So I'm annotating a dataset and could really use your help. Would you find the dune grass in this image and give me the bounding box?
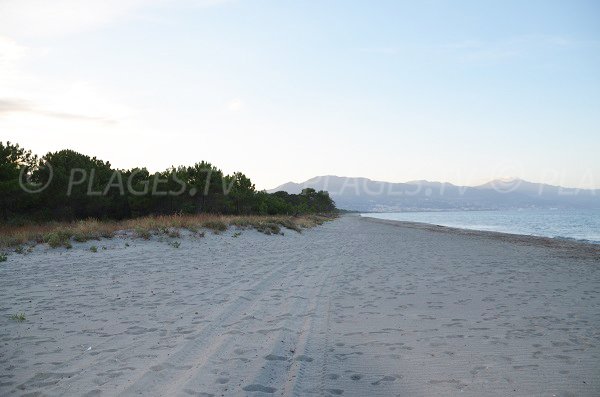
[0,213,336,249]
[10,313,26,322]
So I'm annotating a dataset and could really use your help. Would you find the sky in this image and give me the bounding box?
[1,0,599,190]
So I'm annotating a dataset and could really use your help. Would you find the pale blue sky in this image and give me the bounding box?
[1,0,599,189]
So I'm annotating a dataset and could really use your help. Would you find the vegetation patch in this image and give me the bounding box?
[45,230,73,248]
[0,214,337,249]
[135,227,151,240]
[204,220,228,233]
[255,222,282,235]
[11,313,26,322]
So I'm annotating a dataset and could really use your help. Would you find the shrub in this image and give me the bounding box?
[11,313,26,322]
[90,246,98,253]
[204,220,228,233]
[256,222,281,235]
[273,218,302,233]
[45,230,72,248]
[135,227,151,240]
[0,253,7,262]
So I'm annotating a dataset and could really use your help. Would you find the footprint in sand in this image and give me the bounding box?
[294,355,313,362]
[183,390,214,397]
[264,354,287,361]
[371,375,397,385]
[242,384,276,393]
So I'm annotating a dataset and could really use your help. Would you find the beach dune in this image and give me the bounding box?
[1,215,598,396]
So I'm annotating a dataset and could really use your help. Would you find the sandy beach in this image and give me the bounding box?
[1,215,599,396]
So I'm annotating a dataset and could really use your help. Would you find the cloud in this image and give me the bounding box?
[443,35,591,63]
[0,35,28,66]
[0,98,116,124]
[0,98,29,114]
[227,98,244,112]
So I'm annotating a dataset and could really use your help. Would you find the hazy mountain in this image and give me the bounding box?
[269,176,600,211]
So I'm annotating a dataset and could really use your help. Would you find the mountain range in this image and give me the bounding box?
[268,176,600,211]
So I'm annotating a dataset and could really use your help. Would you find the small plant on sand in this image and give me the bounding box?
[11,313,26,322]
[135,227,151,240]
[14,246,24,254]
[169,241,181,249]
[90,245,98,253]
[45,231,73,248]
[204,220,228,233]
[168,229,181,238]
[274,218,302,233]
[255,222,282,235]
[232,231,242,238]
[0,252,7,262]
[186,225,199,233]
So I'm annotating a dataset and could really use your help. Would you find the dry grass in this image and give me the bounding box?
[0,213,336,249]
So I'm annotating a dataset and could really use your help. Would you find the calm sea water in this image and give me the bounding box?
[362,209,600,244]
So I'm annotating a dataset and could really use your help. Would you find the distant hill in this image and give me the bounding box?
[268,176,600,211]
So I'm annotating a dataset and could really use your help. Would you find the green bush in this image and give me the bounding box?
[10,313,26,322]
[45,231,72,248]
[256,222,281,235]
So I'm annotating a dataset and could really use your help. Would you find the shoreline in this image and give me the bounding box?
[359,210,600,245]
[359,214,600,259]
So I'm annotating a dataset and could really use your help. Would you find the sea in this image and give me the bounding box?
[362,209,600,244]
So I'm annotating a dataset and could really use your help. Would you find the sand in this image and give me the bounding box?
[1,215,599,396]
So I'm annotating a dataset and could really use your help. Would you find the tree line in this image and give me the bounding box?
[0,142,336,222]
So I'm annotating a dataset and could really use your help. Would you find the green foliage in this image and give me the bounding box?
[0,252,7,262]
[90,245,98,253]
[255,222,282,235]
[45,231,73,248]
[1,141,337,223]
[11,313,26,322]
[0,142,39,221]
[169,241,181,248]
